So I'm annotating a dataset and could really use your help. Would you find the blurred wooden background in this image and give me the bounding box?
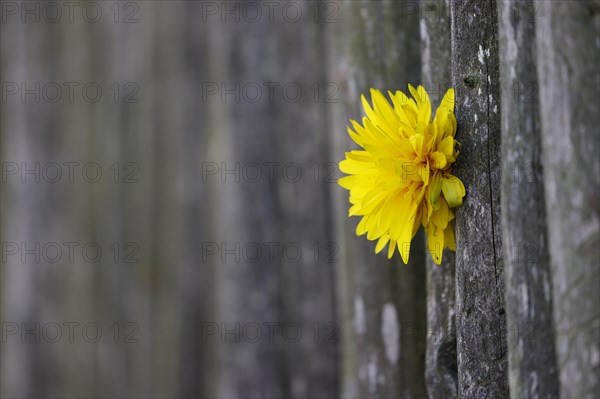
[1,1,598,398]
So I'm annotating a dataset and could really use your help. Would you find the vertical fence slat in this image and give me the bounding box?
[497,1,560,398]
[213,21,287,399]
[210,9,338,398]
[328,1,427,397]
[148,4,187,396]
[89,14,127,397]
[2,1,598,398]
[179,3,216,397]
[276,14,339,399]
[420,1,458,397]
[119,4,159,395]
[449,0,508,397]
[535,1,600,398]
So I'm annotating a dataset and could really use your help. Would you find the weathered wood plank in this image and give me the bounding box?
[106,4,164,396]
[449,0,509,397]
[276,18,340,399]
[420,1,458,397]
[210,20,288,398]
[0,14,103,397]
[209,7,339,398]
[328,1,427,397]
[179,3,217,397]
[0,15,54,398]
[497,1,560,397]
[534,1,600,397]
[425,252,457,399]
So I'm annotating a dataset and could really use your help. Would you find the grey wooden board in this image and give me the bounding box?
[1,1,598,398]
[327,1,427,398]
[449,0,509,398]
[420,1,458,397]
[535,1,600,398]
[497,1,559,398]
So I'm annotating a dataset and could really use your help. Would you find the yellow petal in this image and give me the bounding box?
[356,216,368,236]
[387,192,408,229]
[412,85,432,126]
[395,160,418,183]
[407,84,420,104]
[442,174,466,208]
[439,88,455,112]
[347,126,365,148]
[349,203,362,216]
[428,172,443,209]
[409,134,424,156]
[430,197,450,229]
[375,235,390,254]
[388,90,414,131]
[339,175,366,190]
[387,238,396,259]
[361,93,398,139]
[418,162,430,185]
[439,136,454,159]
[371,89,398,125]
[411,207,422,238]
[366,211,386,240]
[430,151,447,170]
[427,224,444,265]
[397,216,415,264]
[377,189,401,233]
[359,189,387,215]
[444,222,456,251]
[339,158,371,174]
[346,150,374,162]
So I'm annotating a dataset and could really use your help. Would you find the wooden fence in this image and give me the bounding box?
[1,1,598,398]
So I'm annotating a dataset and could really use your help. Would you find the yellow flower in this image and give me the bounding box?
[338,85,465,265]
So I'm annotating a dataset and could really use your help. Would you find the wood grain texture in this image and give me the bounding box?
[535,1,600,398]
[497,1,559,397]
[420,1,458,398]
[327,1,427,398]
[449,0,509,397]
[209,7,339,399]
[2,1,598,398]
